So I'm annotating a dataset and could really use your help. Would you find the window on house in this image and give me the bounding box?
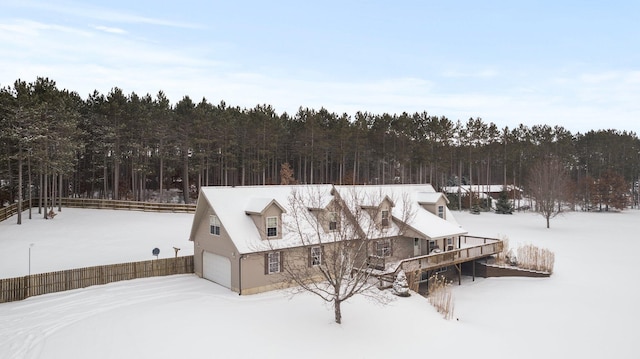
[376,239,391,257]
[381,210,389,227]
[267,252,281,274]
[328,212,338,231]
[311,246,322,266]
[438,205,444,218]
[210,215,221,235]
[266,217,278,237]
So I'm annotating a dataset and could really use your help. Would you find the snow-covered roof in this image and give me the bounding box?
[332,185,466,240]
[245,197,286,215]
[442,185,522,194]
[191,184,467,254]
[416,192,448,204]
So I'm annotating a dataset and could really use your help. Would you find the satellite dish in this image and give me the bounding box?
[152,247,160,258]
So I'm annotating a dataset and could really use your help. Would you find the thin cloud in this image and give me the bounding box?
[442,69,499,79]
[0,19,92,38]
[11,0,203,29]
[93,25,127,35]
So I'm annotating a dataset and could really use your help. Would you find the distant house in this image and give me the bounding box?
[189,184,502,295]
[442,185,523,201]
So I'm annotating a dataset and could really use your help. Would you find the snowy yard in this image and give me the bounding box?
[0,208,194,278]
[1,208,639,358]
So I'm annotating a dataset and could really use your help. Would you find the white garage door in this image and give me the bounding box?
[202,251,231,288]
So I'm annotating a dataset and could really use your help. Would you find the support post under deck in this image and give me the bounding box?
[472,260,476,282]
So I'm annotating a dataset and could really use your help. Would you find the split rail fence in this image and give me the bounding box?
[0,200,30,222]
[0,256,194,303]
[0,198,196,222]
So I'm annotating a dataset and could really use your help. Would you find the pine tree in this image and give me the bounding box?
[495,188,514,214]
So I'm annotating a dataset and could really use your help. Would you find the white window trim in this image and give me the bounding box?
[311,246,322,266]
[266,216,278,238]
[210,215,221,236]
[376,239,391,257]
[268,252,280,274]
[381,210,390,228]
[328,212,338,231]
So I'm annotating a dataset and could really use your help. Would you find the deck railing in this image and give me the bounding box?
[397,236,503,273]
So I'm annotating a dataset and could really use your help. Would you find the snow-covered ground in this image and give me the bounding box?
[1,208,638,358]
[0,208,194,278]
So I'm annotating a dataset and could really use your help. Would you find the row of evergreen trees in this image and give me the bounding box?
[1,77,638,208]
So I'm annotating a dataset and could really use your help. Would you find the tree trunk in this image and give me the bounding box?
[159,156,164,203]
[334,299,342,324]
[58,173,62,211]
[38,168,42,214]
[103,156,107,199]
[28,151,32,219]
[114,155,119,200]
[43,172,48,219]
[17,146,22,225]
[182,148,189,204]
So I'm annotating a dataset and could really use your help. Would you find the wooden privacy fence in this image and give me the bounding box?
[0,255,194,303]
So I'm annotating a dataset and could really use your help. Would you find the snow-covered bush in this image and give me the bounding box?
[392,270,411,297]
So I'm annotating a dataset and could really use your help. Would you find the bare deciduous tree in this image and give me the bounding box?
[279,186,413,324]
[526,156,569,228]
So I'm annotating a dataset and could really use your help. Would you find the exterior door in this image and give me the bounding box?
[414,238,422,256]
[202,251,231,288]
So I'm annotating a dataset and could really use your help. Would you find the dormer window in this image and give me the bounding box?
[328,212,338,231]
[381,210,390,227]
[266,216,278,238]
[438,205,444,218]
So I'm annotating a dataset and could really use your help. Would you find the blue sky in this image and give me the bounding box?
[1,0,639,134]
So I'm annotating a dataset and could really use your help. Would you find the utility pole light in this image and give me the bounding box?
[28,243,34,276]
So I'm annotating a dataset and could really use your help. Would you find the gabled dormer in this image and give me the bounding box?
[417,192,449,219]
[308,198,342,233]
[361,195,395,230]
[245,197,286,240]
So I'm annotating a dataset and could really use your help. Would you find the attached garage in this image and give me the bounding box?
[202,251,231,288]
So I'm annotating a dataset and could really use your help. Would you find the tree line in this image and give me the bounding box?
[1,77,639,211]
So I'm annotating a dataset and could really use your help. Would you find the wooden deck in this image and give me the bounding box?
[393,236,503,274]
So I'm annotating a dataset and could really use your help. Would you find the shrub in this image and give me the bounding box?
[392,270,411,297]
[496,235,510,264]
[516,244,555,273]
[428,275,454,320]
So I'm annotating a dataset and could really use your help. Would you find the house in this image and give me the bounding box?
[189,184,501,295]
[442,184,524,210]
[442,184,523,200]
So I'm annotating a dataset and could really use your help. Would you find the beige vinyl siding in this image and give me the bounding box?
[193,207,241,292]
